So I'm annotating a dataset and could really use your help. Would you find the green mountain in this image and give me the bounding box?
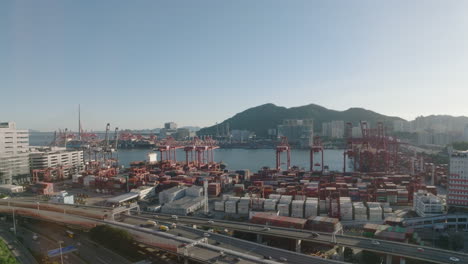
[198,103,405,137]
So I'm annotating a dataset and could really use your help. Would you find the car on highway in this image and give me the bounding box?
[449,257,460,262]
[417,247,424,252]
[171,215,178,220]
[263,256,273,260]
[263,227,271,231]
[279,257,287,262]
[204,232,210,238]
[207,220,214,224]
[371,240,380,245]
[159,225,169,232]
[310,233,319,238]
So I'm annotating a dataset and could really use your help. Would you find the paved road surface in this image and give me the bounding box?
[148,213,468,264]
[0,224,38,264]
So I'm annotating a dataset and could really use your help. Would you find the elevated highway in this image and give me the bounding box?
[145,213,468,264]
[0,201,342,264]
[2,198,467,264]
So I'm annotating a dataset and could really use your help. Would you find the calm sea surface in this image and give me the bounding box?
[30,132,350,172]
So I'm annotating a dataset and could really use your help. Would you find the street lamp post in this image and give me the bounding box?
[12,208,16,236]
[36,201,40,211]
[58,240,64,264]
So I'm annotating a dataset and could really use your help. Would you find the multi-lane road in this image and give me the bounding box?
[122,214,345,264]
[145,213,468,264]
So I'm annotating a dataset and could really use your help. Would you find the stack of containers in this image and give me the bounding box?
[225,199,238,214]
[358,183,368,201]
[214,200,225,211]
[251,198,265,211]
[382,203,394,218]
[279,195,293,204]
[278,203,290,216]
[319,200,327,214]
[237,197,251,215]
[233,184,245,194]
[327,198,340,217]
[353,202,367,221]
[291,200,305,218]
[276,188,286,195]
[208,183,221,197]
[349,188,359,202]
[304,198,318,218]
[306,216,341,232]
[387,189,398,205]
[269,194,281,200]
[264,199,278,211]
[397,189,409,205]
[340,197,353,221]
[367,202,383,221]
[377,189,387,202]
[294,195,306,201]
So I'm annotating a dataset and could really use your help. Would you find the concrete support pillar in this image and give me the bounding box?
[184,257,189,264]
[386,254,392,264]
[400,257,406,264]
[256,234,262,243]
[295,239,302,253]
[126,210,131,215]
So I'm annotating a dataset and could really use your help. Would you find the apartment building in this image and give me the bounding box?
[0,122,30,184]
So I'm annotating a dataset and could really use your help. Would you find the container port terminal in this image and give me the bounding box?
[1,120,467,264]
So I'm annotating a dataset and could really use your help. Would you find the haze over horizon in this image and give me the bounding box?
[2,0,468,131]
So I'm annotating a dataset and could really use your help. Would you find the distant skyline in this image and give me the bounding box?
[2,1,468,131]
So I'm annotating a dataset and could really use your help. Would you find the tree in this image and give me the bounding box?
[343,247,354,262]
[450,233,464,251]
[436,234,450,249]
[360,250,381,264]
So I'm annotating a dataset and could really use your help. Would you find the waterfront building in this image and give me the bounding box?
[322,120,344,138]
[277,119,313,145]
[413,190,444,217]
[0,122,30,184]
[29,146,84,178]
[448,150,468,207]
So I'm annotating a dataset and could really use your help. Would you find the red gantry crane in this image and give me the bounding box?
[276,136,291,171]
[310,136,324,173]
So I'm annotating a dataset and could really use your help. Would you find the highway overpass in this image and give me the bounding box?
[145,213,468,264]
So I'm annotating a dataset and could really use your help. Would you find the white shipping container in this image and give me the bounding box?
[214,201,225,211]
[278,203,290,216]
[269,194,281,200]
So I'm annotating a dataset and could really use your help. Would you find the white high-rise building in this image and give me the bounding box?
[322,121,345,138]
[0,122,30,184]
[448,151,468,207]
[393,120,411,132]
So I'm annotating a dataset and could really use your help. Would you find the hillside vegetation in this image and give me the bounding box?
[198,103,404,137]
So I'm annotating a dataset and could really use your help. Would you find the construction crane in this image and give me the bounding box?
[113,127,119,150]
[104,123,111,150]
[344,121,403,173]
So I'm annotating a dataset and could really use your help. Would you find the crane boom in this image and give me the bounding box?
[113,127,119,150]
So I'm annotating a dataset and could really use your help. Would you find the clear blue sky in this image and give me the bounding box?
[2,0,468,131]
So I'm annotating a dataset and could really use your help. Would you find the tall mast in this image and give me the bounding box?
[78,104,82,141]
